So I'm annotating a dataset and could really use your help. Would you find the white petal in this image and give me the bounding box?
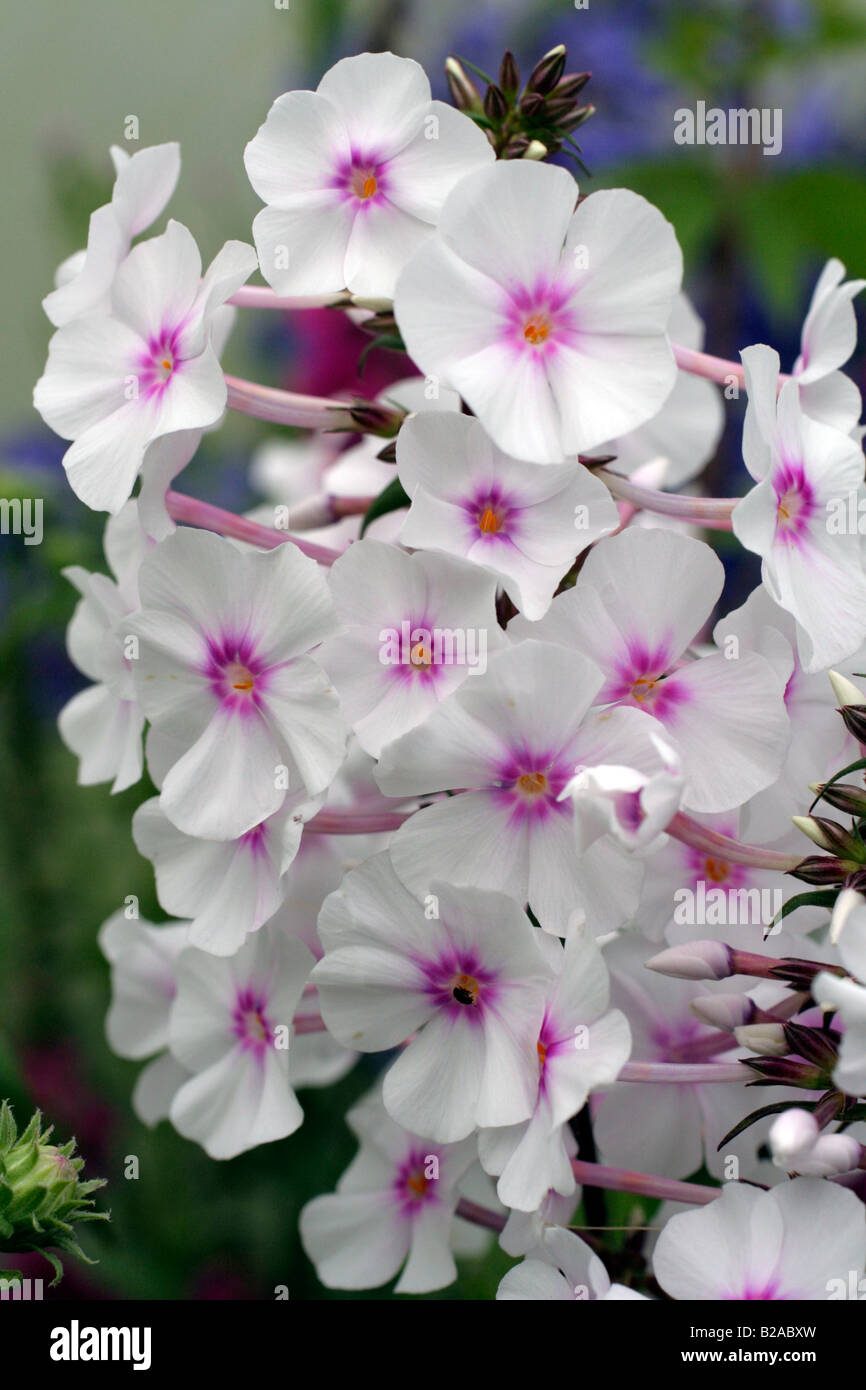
[159,703,285,839]
[251,201,354,297]
[244,90,351,205]
[316,53,430,155]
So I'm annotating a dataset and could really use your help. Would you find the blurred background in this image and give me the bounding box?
[1,0,865,1299]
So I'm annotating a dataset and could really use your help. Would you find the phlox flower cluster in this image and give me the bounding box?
[36,47,866,1301]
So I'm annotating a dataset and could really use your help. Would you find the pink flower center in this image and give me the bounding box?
[517,770,549,798]
[350,166,378,200]
[703,856,730,884]
[523,312,552,346]
[478,506,503,534]
[776,486,806,528]
[450,971,481,1007]
[405,1167,429,1200]
[773,463,814,542]
[232,987,271,1055]
[630,675,660,704]
[225,660,256,692]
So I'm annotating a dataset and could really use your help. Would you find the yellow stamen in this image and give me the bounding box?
[704,857,730,884]
[226,661,256,692]
[362,175,377,199]
[478,507,501,534]
[517,771,548,797]
[406,1169,428,1198]
[631,676,658,703]
[410,643,432,669]
[523,317,550,345]
[244,1009,267,1040]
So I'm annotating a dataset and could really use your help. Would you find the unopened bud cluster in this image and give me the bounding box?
[446,47,595,162]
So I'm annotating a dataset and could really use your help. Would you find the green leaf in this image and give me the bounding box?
[453,55,495,87]
[809,757,866,812]
[42,1248,65,1287]
[359,477,410,537]
[0,1102,16,1152]
[766,888,838,933]
[717,1099,816,1150]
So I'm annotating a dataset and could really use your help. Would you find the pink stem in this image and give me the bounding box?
[305,806,415,834]
[165,491,344,565]
[618,1060,744,1084]
[571,1159,720,1206]
[598,469,736,529]
[667,812,803,872]
[672,342,791,392]
[225,374,354,429]
[455,1197,506,1233]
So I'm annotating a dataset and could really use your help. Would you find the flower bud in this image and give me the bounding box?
[769,1107,819,1162]
[741,1052,826,1087]
[645,940,731,981]
[527,45,567,96]
[690,994,756,1031]
[483,83,509,122]
[498,51,520,100]
[553,71,591,102]
[841,705,866,743]
[809,781,866,817]
[559,104,596,133]
[445,57,483,114]
[828,670,866,708]
[735,1022,789,1056]
[520,90,545,119]
[769,1107,861,1176]
[522,140,549,161]
[348,399,405,437]
[0,1102,108,1284]
[789,854,849,886]
[792,815,865,859]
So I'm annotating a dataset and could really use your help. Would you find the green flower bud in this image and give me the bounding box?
[0,1102,108,1286]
